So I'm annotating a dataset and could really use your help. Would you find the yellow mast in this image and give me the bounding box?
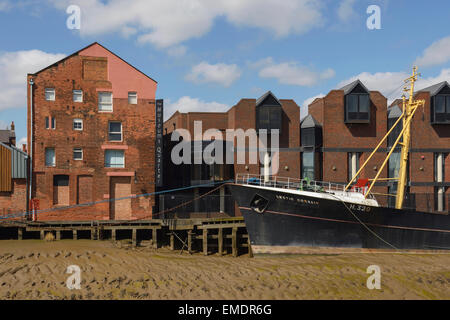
[395,67,424,209]
[345,67,425,210]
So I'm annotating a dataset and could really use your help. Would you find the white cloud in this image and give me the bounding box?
[165,96,228,120]
[0,50,66,111]
[48,0,323,48]
[18,137,27,147]
[0,120,8,129]
[337,0,357,22]
[415,36,450,68]
[338,68,450,102]
[302,93,325,119]
[254,57,335,86]
[0,1,12,11]
[167,45,187,58]
[186,62,241,87]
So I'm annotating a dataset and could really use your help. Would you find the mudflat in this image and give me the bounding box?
[0,240,448,300]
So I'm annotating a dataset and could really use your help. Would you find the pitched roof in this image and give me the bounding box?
[339,79,370,95]
[417,81,450,96]
[256,91,281,106]
[388,104,402,119]
[301,114,322,128]
[0,129,13,144]
[30,42,157,83]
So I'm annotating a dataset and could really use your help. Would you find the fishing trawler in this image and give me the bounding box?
[229,67,450,253]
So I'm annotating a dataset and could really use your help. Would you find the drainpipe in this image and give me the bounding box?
[28,78,34,220]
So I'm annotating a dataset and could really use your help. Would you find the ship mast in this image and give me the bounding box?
[395,67,422,209]
[345,67,425,209]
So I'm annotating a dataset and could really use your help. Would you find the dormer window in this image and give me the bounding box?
[431,94,450,124]
[345,93,370,123]
[255,91,282,131]
[341,80,371,124]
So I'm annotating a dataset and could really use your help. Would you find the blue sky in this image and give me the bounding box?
[1,0,450,145]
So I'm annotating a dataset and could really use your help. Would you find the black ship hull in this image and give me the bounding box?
[229,184,450,254]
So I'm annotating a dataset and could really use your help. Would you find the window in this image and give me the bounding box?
[45,148,55,167]
[51,117,56,129]
[388,152,401,179]
[98,92,113,111]
[348,152,361,181]
[302,152,315,180]
[257,106,282,131]
[45,88,55,101]
[73,148,83,160]
[73,119,83,131]
[345,93,370,123]
[108,122,122,141]
[431,94,450,124]
[434,153,446,182]
[73,90,83,103]
[105,150,124,168]
[128,92,137,104]
[45,117,49,129]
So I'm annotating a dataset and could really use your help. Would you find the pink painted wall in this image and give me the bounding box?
[79,43,157,99]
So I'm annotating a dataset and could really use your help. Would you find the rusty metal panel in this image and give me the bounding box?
[0,142,28,181]
[0,144,12,192]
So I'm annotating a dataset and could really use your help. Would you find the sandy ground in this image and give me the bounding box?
[0,240,448,300]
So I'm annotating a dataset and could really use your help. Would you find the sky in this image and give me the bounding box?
[1,0,450,147]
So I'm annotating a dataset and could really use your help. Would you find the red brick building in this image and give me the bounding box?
[163,91,300,217]
[308,79,450,213]
[27,43,158,221]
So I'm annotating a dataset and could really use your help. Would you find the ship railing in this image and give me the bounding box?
[235,174,375,200]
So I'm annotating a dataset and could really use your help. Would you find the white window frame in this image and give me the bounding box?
[73,118,83,131]
[98,91,113,112]
[105,150,125,168]
[45,88,55,101]
[128,92,138,104]
[73,90,83,103]
[45,117,50,129]
[73,148,83,161]
[45,148,56,167]
[108,121,122,142]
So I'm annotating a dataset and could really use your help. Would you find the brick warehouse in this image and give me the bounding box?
[27,42,158,221]
[162,91,300,217]
[308,79,450,213]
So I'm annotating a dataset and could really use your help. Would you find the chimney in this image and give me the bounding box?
[9,121,16,146]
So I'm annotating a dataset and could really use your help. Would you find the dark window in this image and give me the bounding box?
[301,128,314,147]
[45,117,49,129]
[108,122,122,141]
[257,106,282,131]
[51,117,56,129]
[345,93,370,123]
[302,152,315,180]
[431,94,450,124]
[387,117,402,147]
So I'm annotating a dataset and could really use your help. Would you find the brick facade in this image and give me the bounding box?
[27,43,157,221]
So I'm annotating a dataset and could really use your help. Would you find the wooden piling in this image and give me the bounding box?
[152,228,158,248]
[56,230,61,241]
[91,228,95,240]
[111,229,116,241]
[247,236,253,258]
[170,232,175,250]
[132,229,137,247]
[73,230,77,240]
[203,229,208,256]
[40,230,44,240]
[187,230,193,253]
[17,228,23,240]
[232,227,237,257]
[218,228,223,256]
